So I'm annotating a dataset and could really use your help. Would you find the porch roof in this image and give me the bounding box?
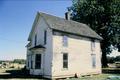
[29,45,45,50]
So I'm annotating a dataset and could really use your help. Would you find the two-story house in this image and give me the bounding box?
[26,12,102,79]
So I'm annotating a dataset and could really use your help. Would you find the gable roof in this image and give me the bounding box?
[28,12,102,41]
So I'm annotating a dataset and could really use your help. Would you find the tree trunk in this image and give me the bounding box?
[101,52,108,68]
[101,41,108,68]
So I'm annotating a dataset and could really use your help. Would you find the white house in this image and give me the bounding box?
[26,12,102,79]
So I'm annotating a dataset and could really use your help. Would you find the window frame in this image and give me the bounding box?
[31,60,33,69]
[91,54,96,68]
[27,55,30,68]
[31,55,33,69]
[34,34,37,46]
[63,35,68,47]
[91,40,95,51]
[44,30,47,45]
[35,54,42,69]
[63,53,68,69]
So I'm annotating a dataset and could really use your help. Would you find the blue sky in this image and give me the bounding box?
[0,0,72,60]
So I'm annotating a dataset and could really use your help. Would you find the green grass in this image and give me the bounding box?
[67,74,120,80]
[0,68,120,80]
[102,68,120,70]
[0,68,20,74]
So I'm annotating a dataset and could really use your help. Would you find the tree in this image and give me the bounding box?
[13,59,26,64]
[114,56,120,62]
[107,56,115,63]
[70,0,120,67]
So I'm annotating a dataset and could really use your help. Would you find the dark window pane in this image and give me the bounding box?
[44,30,47,44]
[63,53,68,68]
[36,54,41,61]
[35,62,41,69]
[35,54,41,69]
[28,61,29,68]
[35,34,37,46]
[31,61,33,69]
[63,53,68,60]
[92,54,96,68]
[63,62,68,68]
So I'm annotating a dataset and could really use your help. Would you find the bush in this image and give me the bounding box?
[115,62,120,68]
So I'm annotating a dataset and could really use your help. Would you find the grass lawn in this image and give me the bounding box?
[0,74,118,80]
[67,74,120,80]
[0,68,120,80]
[0,68,20,75]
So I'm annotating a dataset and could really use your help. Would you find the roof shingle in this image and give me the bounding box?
[39,12,102,40]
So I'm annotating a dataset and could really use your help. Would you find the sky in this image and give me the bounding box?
[0,0,119,60]
[0,0,72,60]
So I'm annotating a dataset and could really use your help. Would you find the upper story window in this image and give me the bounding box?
[44,30,47,45]
[91,40,95,51]
[63,35,68,47]
[35,34,37,46]
[91,54,96,68]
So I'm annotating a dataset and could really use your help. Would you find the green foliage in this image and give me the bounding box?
[107,56,120,63]
[114,56,120,62]
[0,61,2,64]
[70,0,120,67]
[107,56,115,63]
[13,59,26,64]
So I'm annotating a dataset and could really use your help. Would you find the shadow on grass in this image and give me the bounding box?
[102,68,120,74]
[0,69,48,79]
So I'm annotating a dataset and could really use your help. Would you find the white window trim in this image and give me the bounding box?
[35,54,42,69]
[91,54,96,68]
[62,52,68,69]
[62,35,68,47]
[91,40,95,51]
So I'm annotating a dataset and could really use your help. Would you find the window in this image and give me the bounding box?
[91,40,95,51]
[27,55,30,68]
[35,54,41,69]
[63,36,68,47]
[31,55,33,69]
[27,61,29,68]
[31,60,33,69]
[44,30,47,44]
[35,34,37,46]
[63,53,68,68]
[91,54,96,68]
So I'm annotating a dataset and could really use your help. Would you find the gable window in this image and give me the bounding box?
[63,53,68,68]
[63,36,68,47]
[35,34,37,46]
[91,54,96,68]
[91,40,95,51]
[35,54,41,69]
[44,30,47,44]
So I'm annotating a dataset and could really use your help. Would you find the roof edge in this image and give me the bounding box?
[28,12,40,41]
[52,29,103,40]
